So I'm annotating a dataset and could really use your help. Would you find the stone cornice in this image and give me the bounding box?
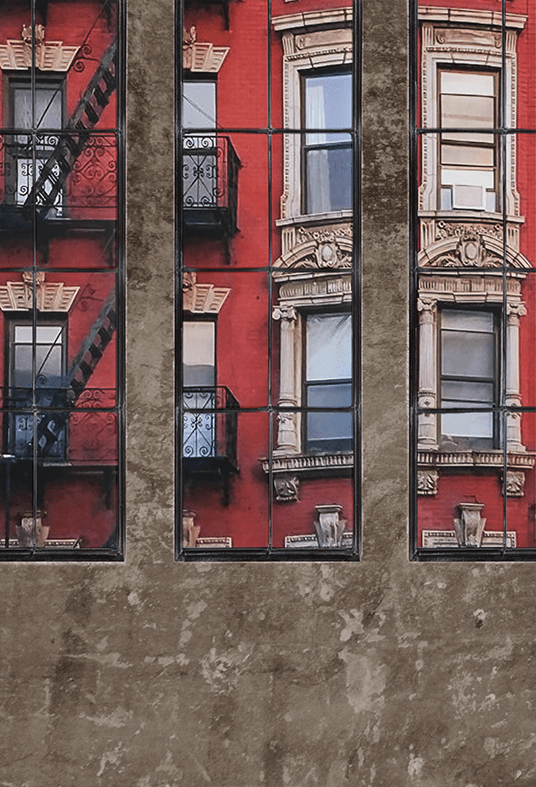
[272,8,352,32]
[261,451,353,475]
[418,450,536,470]
[418,7,526,30]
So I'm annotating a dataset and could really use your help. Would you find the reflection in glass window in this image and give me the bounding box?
[304,72,352,214]
[178,1,358,557]
[0,0,123,558]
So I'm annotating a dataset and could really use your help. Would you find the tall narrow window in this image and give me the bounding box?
[178,1,359,558]
[0,0,124,558]
[412,1,536,557]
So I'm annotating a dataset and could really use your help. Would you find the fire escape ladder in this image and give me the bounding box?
[34,291,116,457]
[67,290,116,400]
[23,37,118,219]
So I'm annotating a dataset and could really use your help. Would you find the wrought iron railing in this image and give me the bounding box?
[182,136,240,236]
[182,386,239,469]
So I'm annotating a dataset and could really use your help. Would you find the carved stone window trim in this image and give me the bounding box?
[272,12,352,222]
[419,19,523,218]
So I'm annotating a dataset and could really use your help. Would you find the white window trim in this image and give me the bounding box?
[419,13,526,219]
[273,9,353,223]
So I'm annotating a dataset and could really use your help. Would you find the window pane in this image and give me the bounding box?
[441,380,494,404]
[441,411,494,439]
[306,142,352,213]
[441,145,494,167]
[305,73,352,135]
[441,94,494,129]
[183,323,215,386]
[440,72,495,96]
[442,311,494,332]
[307,382,352,408]
[306,314,352,381]
[307,410,353,450]
[182,82,216,129]
[442,331,495,379]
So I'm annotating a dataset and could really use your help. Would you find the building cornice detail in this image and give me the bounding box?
[418,450,536,470]
[182,272,230,314]
[418,7,527,30]
[262,451,353,475]
[272,9,353,32]
[0,26,80,71]
[418,234,532,270]
[0,273,79,312]
[182,26,229,73]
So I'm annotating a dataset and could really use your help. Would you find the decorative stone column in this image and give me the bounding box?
[506,302,526,453]
[417,297,438,448]
[273,303,299,454]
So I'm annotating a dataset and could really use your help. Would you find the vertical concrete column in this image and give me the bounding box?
[417,297,438,448]
[273,303,299,453]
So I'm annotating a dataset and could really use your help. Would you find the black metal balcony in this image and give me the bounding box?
[182,386,239,480]
[182,136,240,239]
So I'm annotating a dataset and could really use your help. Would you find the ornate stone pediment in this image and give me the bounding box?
[418,231,531,270]
[0,272,79,312]
[274,231,352,270]
[183,26,229,73]
[0,26,80,71]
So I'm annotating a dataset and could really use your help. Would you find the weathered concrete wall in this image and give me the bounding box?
[2,1,536,785]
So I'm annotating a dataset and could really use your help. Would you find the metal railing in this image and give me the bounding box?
[182,385,239,469]
[182,136,240,236]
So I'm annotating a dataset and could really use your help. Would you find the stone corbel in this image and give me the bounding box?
[182,510,200,549]
[313,504,346,548]
[502,469,526,497]
[0,272,79,312]
[417,469,438,496]
[183,26,229,73]
[453,502,486,547]
[182,272,230,314]
[0,25,80,71]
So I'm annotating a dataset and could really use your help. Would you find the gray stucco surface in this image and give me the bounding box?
[1,1,535,785]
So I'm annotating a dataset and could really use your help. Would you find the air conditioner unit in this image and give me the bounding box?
[452,184,486,210]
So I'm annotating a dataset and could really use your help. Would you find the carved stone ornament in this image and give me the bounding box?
[503,470,526,498]
[182,272,230,314]
[417,469,438,496]
[313,504,346,548]
[453,502,486,547]
[418,232,532,270]
[182,510,200,549]
[183,26,229,73]
[274,234,352,270]
[0,272,79,312]
[0,25,80,71]
[16,510,48,549]
[274,475,300,503]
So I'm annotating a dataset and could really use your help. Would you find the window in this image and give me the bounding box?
[7,77,64,208]
[305,313,352,452]
[8,322,67,460]
[0,1,124,558]
[439,309,498,448]
[178,2,358,557]
[438,70,498,211]
[413,5,536,556]
[303,71,352,214]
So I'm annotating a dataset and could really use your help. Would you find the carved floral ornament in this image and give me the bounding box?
[182,26,229,73]
[0,25,80,71]
[0,273,79,312]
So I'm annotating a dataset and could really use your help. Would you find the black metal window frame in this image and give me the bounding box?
[176,0,362,561]
[437,65,500,213]
[438,306,501,451]
[409,0,536,561]
[0,0,126,562]
[300,66,353,216]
